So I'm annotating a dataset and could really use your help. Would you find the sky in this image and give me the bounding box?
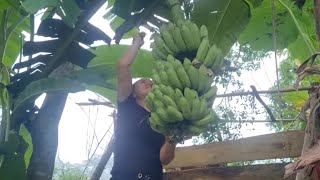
[25,1,285,175]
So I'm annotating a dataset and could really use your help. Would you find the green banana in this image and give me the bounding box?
[167,54,175,63]
[170,26,187,52]
[165,62,183,90]
[154,100,164,109]
[146,92,155,110]
[200,25,208,39]
[153,88,163,99]
[184,20,198,49]
[184,88,198,104]
[167,106,184,122]
[178,96,192,120]
[174,88,184,103]
[197,65,209,93]
[152,50,160,60]
[203,85,218,100]
[163,85,175,100]
[161,27,180,53]
[196,38,210,63]
[176,65,192,88]
[203,44,219,68]
[210,47,224,70]
[163,95,178,108]
[172,59,191,88]
[156,107,169,122]
[158,84,168,95]
[159,71,170,86]
[194,111,214,126]
[180,23,194,51]
[183,58,192,69]
[154,36,174,55]
[150,112,163,126]
[186,64,199,90]
[190,22,201,49]
[198,98,207,118]
[166,0,184,23]
[152,70,162,85]
[190,97,201,120]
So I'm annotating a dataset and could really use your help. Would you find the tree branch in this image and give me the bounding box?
[215,86,314,98]
[250,85,276,122]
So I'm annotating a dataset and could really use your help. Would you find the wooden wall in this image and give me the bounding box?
[165,131,304,169]
[164,163,295,180]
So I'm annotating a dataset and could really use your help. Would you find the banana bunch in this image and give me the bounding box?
[147,57,219,142]
[146,84,219,140]
[151,20,202,61]
[147,0,227,143]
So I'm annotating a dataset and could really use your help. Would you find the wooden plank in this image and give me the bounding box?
[164,163,295,180]
[165,131,304,169]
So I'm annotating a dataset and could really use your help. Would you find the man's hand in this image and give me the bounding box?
[132,32,146,49]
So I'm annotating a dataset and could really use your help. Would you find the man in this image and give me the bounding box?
[110,33,176,180]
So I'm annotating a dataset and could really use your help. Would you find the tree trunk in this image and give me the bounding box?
[27,92,68,180]
[90,136,114,180]
[295,87,320,180]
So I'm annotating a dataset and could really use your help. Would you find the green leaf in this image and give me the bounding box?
[283,90,308,110]
[56,0,80,28]
[19,125,32,168]
[238,0,300,51]
[22,0,80,28]
[4,33,22,67]
[247,0,263,8]
[107,0,116,8]
[21,0,59,14]
[0,1,10,10]
[13,78,86,114]
[110,16,139,39]
[89,45,154,78]
[0,153,26,180]
[0,10,29,67]
[287,1,318,62]
[191,0,252,55]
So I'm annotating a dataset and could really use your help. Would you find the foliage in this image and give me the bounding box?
[267,55,308,132]
[53,155,113,180]
[191,0,252,55]
[22,0,80,27]
[239,0,318,63]
[53,159,88,180]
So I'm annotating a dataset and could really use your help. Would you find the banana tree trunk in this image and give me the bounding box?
[27,92,68,180]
